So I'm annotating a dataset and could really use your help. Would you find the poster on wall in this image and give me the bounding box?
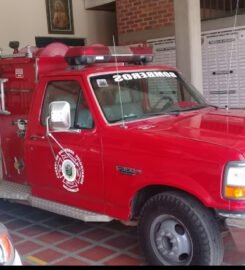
[201,27,245,108]
[147,37,176,67]
[147,26,245,108]
[46,0,74,34]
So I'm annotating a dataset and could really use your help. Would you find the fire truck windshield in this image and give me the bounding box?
[90,70,209,123]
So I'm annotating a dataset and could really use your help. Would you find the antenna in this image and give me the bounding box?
[112,36,127,129]
[226,0,240,110]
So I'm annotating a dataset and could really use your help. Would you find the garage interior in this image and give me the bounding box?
[1,0,245,266]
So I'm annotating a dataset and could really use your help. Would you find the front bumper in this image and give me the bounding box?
[217,210,245,253]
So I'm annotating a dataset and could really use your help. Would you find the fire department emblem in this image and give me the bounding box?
[54,149,84,193]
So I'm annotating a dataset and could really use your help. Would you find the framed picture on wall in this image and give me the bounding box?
[46,0,74,34]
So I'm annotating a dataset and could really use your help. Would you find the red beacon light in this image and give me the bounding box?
[65,44,153,66]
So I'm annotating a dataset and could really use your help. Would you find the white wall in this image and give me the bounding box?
[0,0,116,53]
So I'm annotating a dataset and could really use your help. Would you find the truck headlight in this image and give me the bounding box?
[224,162,245,200]
[0,224,15,265]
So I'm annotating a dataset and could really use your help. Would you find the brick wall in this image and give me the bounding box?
[116,0,174,34]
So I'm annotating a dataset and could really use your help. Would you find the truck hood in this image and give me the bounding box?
[129,108,245,154]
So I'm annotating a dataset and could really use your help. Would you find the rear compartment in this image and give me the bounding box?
[0,43,69,184]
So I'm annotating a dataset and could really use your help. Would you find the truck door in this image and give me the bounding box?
[25,78,104,213]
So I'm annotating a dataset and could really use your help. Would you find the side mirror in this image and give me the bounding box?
[48,101,71,131]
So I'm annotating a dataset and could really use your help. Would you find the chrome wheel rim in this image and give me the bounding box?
[150,214,193,265]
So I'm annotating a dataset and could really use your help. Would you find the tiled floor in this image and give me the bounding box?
[0,199,244,266]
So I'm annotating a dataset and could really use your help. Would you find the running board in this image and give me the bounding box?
[0,180,31,200]
[29,196,112,222]
[0,180,112,222]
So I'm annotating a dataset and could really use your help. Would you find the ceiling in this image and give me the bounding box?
[86,2,116,12]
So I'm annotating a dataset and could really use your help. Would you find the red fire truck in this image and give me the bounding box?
[0,41,245,265]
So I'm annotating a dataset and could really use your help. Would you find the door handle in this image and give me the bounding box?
[30,135,46,141]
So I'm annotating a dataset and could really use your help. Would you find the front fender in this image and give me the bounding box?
[130,172,228,213]
[135,175,213,207]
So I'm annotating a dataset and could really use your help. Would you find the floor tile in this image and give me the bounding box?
[128,245,143,257]
[79,246,116,261]
[0,213,15,223]
[82,228,113,242]
[36,231,69,244]
[18,224,48,237]
[24,211,55,222]
[106,221,130,232]
[42,215,74,228]
[105,235,138,250]
[61,222,90,234]
[31,249,65,264]
[10,233,24,244]
[6,219,32,231]
[16,241,43,255]
[0,199,244,266]
[103,254,144,266]
[56,237,91,253]
[56,257,89,265]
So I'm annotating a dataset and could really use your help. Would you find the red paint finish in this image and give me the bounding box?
[1,43,245,224]
[101,110,245,218]
[23,66,245,218]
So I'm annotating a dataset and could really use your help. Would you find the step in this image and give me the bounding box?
[0,179,113,223]
[30,196,113,222]
[0,180,31,200]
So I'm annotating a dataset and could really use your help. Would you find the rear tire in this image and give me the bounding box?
[138,191,224,265]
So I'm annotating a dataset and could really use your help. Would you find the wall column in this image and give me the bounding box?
[174,0,203,93]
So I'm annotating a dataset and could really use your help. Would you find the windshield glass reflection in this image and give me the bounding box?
[90,70,208,123]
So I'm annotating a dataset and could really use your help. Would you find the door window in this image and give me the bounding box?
[41,80,94,129]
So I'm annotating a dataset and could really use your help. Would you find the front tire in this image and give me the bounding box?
[138,191,224,265]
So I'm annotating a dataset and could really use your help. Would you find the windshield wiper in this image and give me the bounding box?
[206,104,219,109]
[177,105,209,112]
[110,114,144,123]
[183,104,219,111]
[109,111,179,123]
[146,111,180,117]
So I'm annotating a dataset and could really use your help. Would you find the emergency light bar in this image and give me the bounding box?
[65,45,153,66]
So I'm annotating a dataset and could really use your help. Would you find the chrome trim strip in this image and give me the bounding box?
[0,79,10,115]
[217,210,245,219]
